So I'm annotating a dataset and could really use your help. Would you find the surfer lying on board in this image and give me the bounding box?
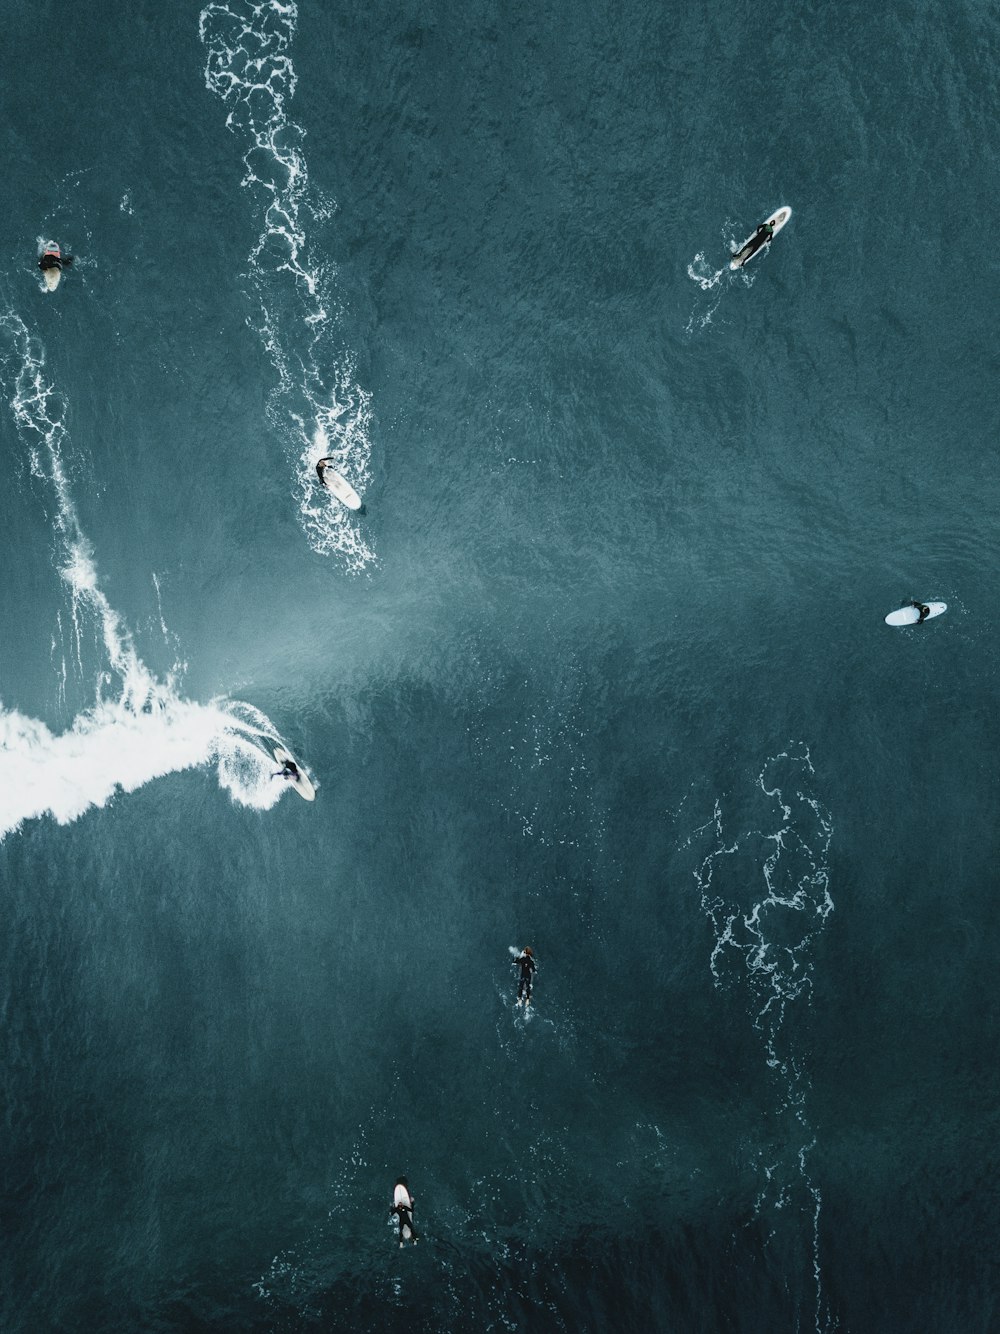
[514,947,536,1007]
[273,758,300,781]
[741,220,775,262]
[315,457,337,488]
[38,246,73,275]
[392,1178,418,1246]
[910,601,932,624]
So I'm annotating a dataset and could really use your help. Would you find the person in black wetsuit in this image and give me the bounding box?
[316,457,344,489]
[274,758,300,781]
[514,947,536,1006]
[910,601,932,624]
[392,1177,418,1246]
[38,246,73,275]
[745,219,775,260]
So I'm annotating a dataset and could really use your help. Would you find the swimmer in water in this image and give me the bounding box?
[392,1177,418,1246]
[513,946,536,1007]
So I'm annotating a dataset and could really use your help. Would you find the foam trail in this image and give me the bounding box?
[0,311,304,842]
[199,0,376,572]
[678,744,835,1332]
[684,252,729,334]
[684,218,762,334]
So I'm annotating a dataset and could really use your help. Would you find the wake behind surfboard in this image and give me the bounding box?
[730,207,792,269]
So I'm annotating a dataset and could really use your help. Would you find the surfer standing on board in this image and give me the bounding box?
[315,457,336,488]
[513,947,536,1007]
[392,1178,418,1246]
[273,757,300,781]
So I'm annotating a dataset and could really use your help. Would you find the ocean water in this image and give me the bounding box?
[2,0,999,1329]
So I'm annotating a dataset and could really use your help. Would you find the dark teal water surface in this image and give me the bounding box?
[1,1,999,1330]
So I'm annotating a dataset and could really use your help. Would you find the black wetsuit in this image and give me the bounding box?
[913,602,931,624]
[749,223,774,256]
[516,953,536,1003]
[394,1203,416,1242]
[39,254,72,272]
[392,1184,417,1243]
[316,456,340,487]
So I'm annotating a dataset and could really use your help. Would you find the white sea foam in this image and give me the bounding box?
[0,696,281,837]
[684,252,729,334]
[678,744,835,1333]
[0,311,300,842]
[199,0,375,572]
[686,251,727,293]
[684,219,761,334]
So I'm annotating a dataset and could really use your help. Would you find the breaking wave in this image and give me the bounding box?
[0,310,304,842]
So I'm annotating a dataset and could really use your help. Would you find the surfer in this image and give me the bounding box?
[392,1177,418,1246]
[314,456,363,511]
[38,245,73,276]
[513,946,536,1007]
[910,601,932,624]
[273,757,300,781]
[741,219,775,262]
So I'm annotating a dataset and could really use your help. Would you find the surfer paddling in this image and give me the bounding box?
[38,243,73,291]
[910,601,932,624]
[738,219,774,264]
[315,456,363,511]
[730,209,790,270]
[513,946,536,1007]
[391,1177,418,1247]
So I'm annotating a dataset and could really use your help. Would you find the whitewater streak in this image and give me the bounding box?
[199,0,375,572]
[680,745,835,1333]
[0,311,296,842]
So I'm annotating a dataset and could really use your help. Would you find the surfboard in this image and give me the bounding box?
[317,459,362,511]
[273,746,316,800]
[884,601,947,626]
[730,206,792,270]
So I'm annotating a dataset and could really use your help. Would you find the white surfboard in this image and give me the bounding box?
[317,460,362,511]
[273,746,316,801]
[730,206,792,269]
[884,601,947,627]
